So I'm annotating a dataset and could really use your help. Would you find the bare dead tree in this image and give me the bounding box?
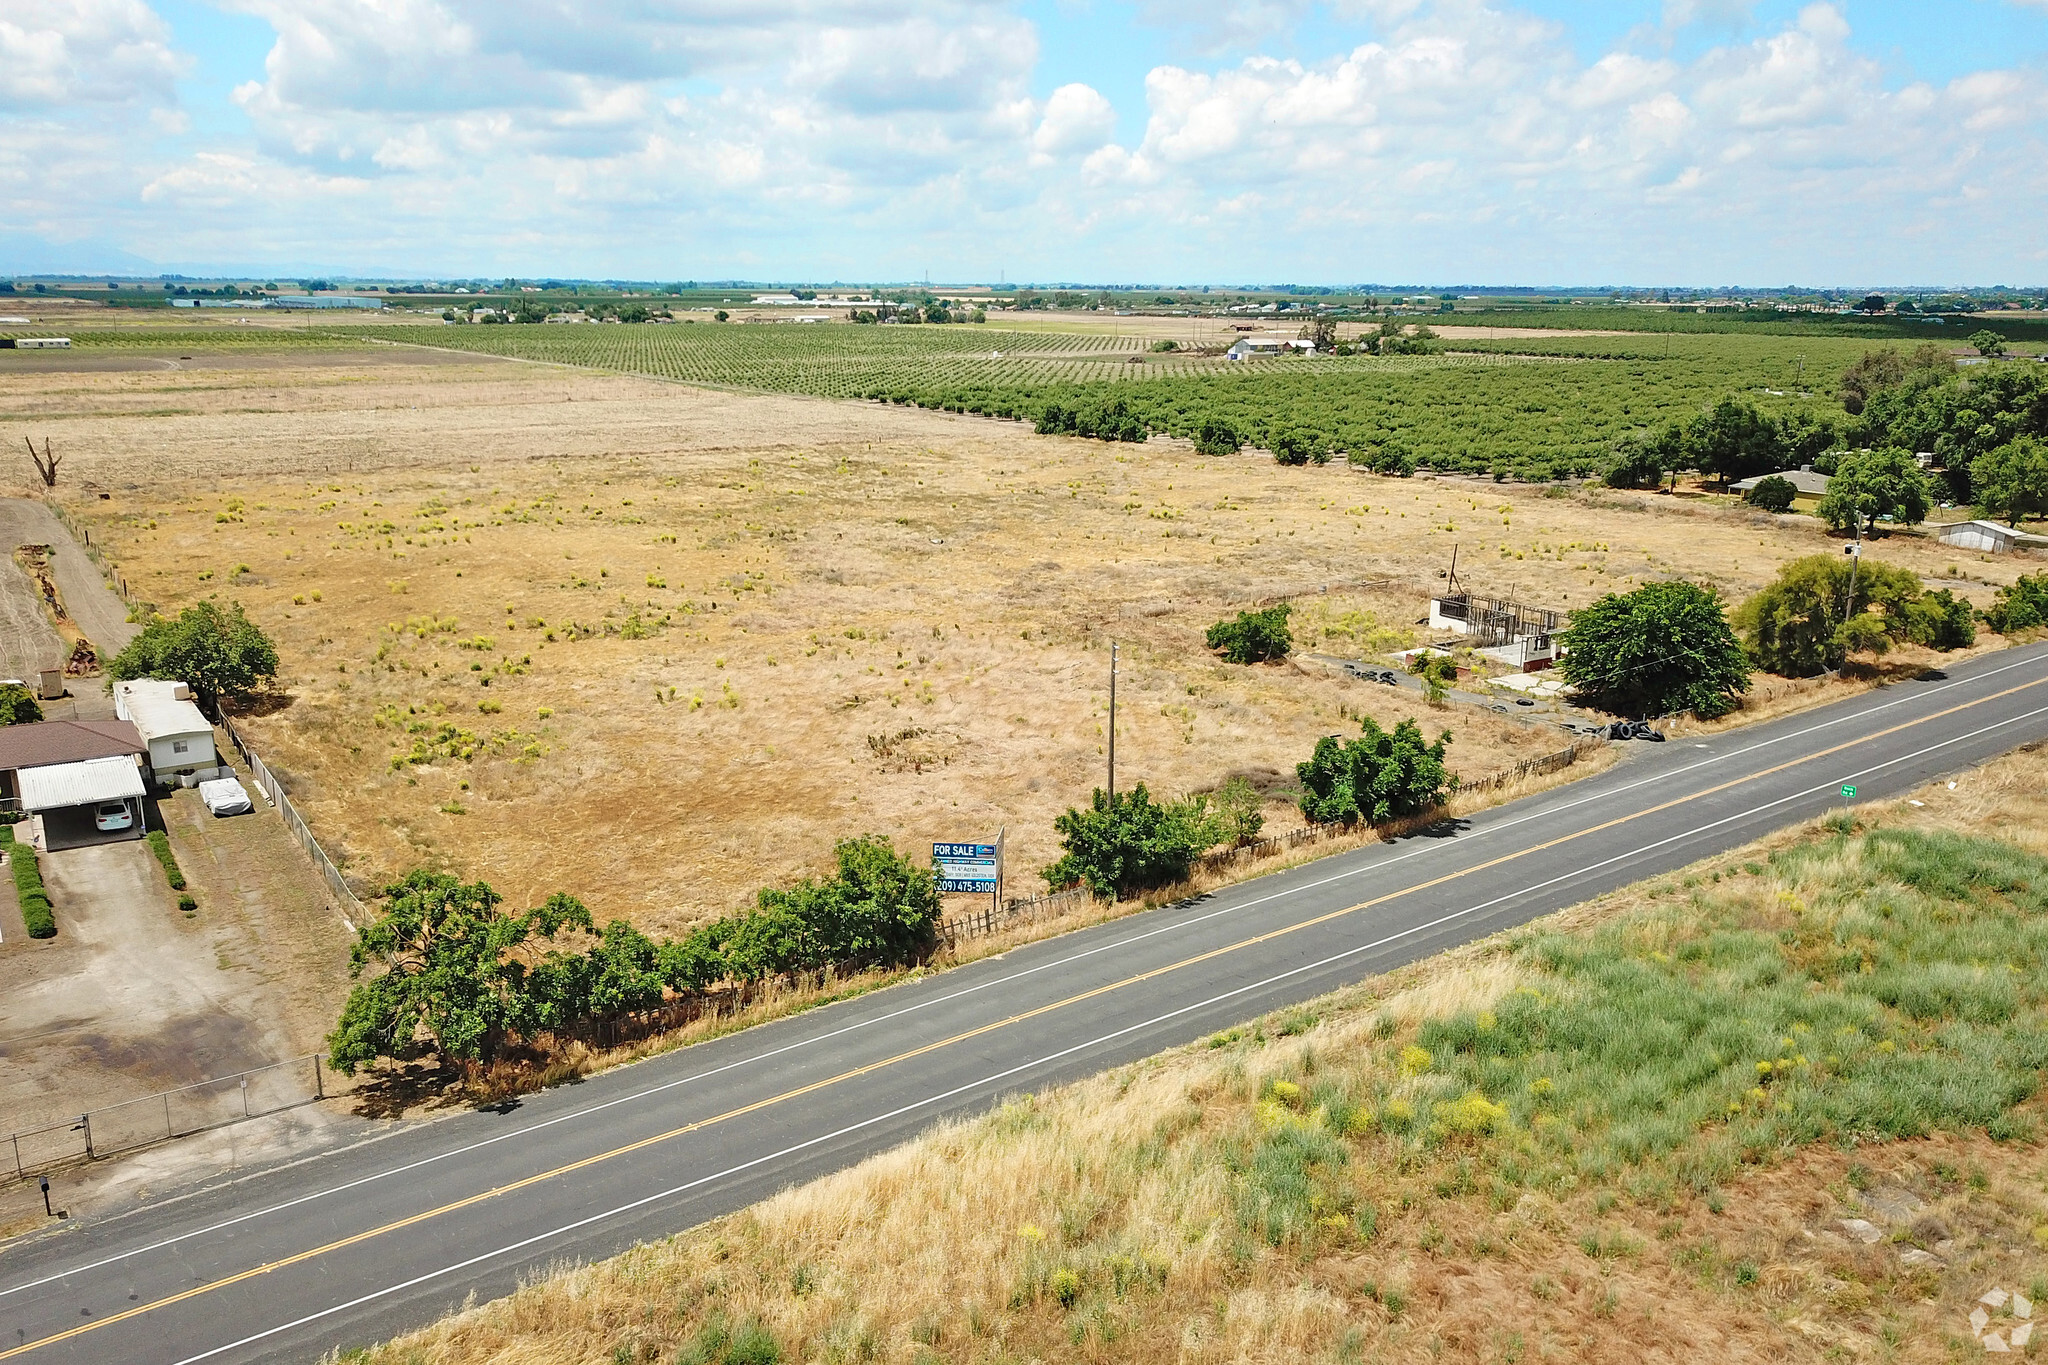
[24,436,59,488]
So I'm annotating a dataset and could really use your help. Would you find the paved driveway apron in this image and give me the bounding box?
[4,642,2047,1365]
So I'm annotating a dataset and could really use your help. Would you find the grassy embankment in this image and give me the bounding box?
[360,747,2048,1364]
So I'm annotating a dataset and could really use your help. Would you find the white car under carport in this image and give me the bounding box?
[198,776,253,817]
[17,754,147,850]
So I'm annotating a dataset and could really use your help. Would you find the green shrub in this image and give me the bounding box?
[0,682,42,725]
[1407,648,1458,702]
[1903,588,1977,651]
[9,833,54,938]
[1192,416,1242,456]
[674,1314,782,1365]
[1743,474,1797,513]
[177,893,197,912]
[1206,604,1293,664]
[147,829,187,890]
[1213,775,1265,846]
[1985,573,2048,635]
[1043,783,1222,898]
[1296,717,1454,826]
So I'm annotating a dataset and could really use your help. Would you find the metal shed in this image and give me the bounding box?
[19,755,146,850]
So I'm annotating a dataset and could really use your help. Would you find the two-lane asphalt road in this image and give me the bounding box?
[6,641,2048,1364]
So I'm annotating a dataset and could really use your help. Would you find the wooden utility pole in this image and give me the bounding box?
[1107,641,1118,802]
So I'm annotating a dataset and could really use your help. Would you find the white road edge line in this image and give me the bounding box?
[152,695,2048,1365]
[5,645,2042,1302]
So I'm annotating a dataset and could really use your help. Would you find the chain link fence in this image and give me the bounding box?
[7,1054,354,1179]
[212,711,369,928]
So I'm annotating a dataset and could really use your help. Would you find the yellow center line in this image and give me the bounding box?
[8,671,2042,1360]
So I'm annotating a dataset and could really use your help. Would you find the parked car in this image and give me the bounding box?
[94,802,133,832]
[198,777,253,817]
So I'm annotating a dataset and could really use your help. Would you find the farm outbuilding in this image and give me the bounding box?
[113,679,217,782]
[1928,520,2048,554]
[19,754,146,850]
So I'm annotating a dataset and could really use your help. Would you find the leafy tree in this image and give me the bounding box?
[1604,423,1683,489]
[1816,447,1934,533]
[1043,784,1220,897]
[714,310,729,322]
[1687,397,1785,485]
[1295,717,1454,826]
[108,599,279,703]
[749,834,940,971]
[1838,346,1908,415]
[1744,474,1798,513]
[1036,397,1147,443]
[1206,604,1293,663]
[0,683,41,725]
[1970,330,2008,358]
[519,919,668,1034]
[1734,555,1930,676]
[326,871,595,1075]
[1851,356,2039,470]
[1270,430,1329,465]
[1985,573,2048,635]
[1298,315,1337,351]
[1903,588,1976,651]
[1557,581,1751,719]
[1778,409,1839,468]
[1193,417,1243,455]
[1971,436,2048,525]
[1857,293,1887,314]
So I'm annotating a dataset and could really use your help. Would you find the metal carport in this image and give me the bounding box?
[19,754,147,850]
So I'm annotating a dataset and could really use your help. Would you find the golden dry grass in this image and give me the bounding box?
[31,348,2036,939]
[358,748,2048,1365]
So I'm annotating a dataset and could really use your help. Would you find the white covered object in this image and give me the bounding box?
[199,776,252,816]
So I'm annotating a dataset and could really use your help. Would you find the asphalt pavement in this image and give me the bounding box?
[4,641,2048,1365]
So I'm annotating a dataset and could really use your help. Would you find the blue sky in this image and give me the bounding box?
[3,1,2046,284]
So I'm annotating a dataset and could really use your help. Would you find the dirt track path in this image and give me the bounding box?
[0,497,139,665]
[0,546,62,679]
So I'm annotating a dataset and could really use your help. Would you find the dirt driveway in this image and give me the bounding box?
[0,840,295,1129]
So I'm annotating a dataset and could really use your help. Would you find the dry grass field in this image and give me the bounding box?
[18,343,2032,937]
[359,748,2048,1365]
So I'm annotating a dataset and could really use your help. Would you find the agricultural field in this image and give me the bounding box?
[12,316,1993,481]
[362,748,2048,1365]
[26,339,2008,940]
[396,320,1866,478]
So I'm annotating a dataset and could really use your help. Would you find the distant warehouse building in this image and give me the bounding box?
[267,295,383,310]
[1225,336,1316,360]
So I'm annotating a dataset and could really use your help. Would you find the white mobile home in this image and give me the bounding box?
[113,679,217,781]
